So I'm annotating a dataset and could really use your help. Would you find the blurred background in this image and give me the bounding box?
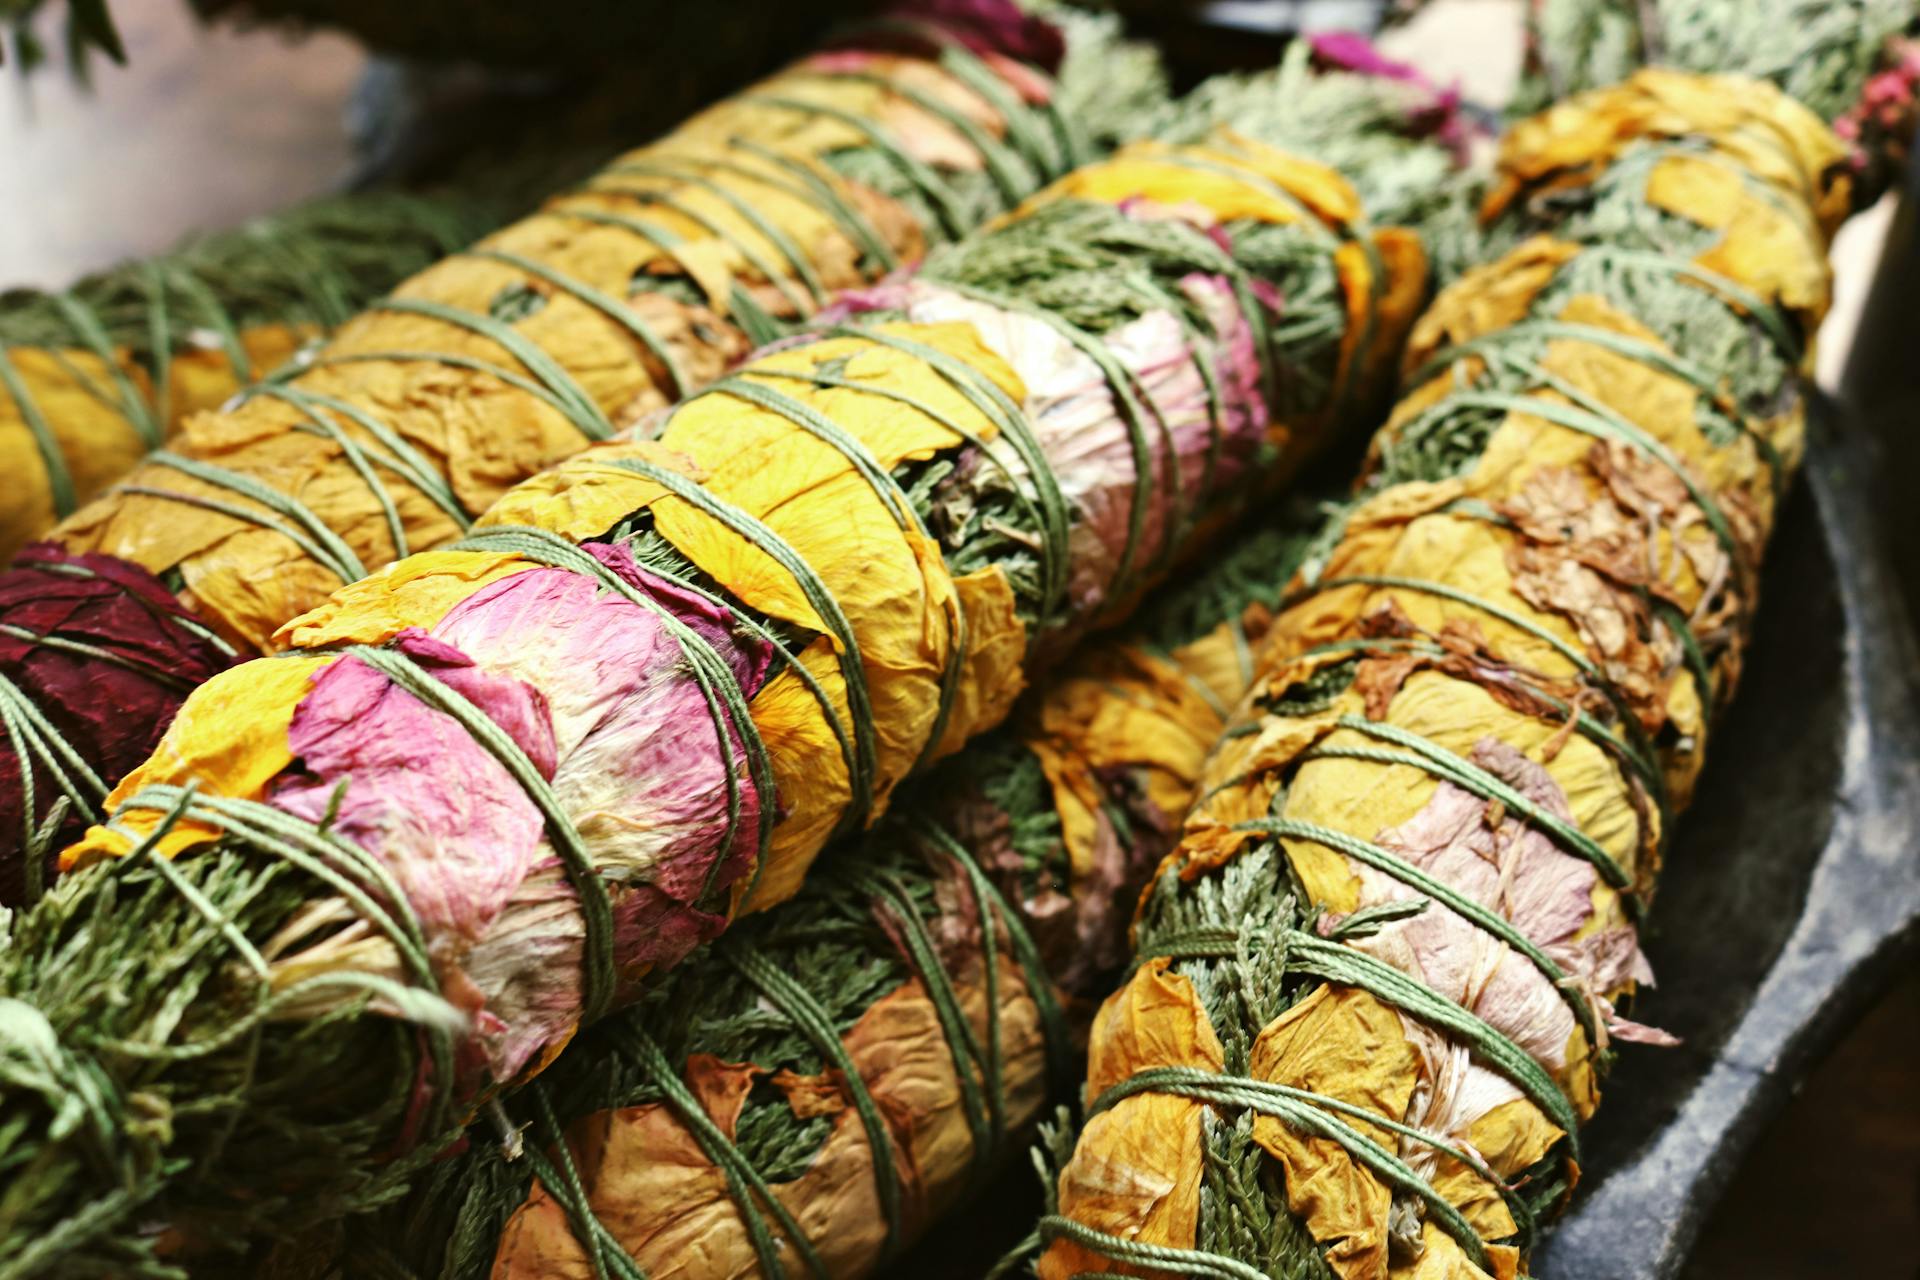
[1,2,1912,1274]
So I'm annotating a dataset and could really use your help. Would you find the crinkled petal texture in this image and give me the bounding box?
[1047,70,1847,1280]
[437,546,775,1072]
[64,131,1422,1119]
[887,276,1269,625]
[43,18,1072,652]
[0,545,238,905]
[269,627,558,942]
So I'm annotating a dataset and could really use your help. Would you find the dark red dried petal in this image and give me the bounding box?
[0,545,236,905]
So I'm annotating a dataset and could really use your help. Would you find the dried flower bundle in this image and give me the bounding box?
[1036,39,1888,1280]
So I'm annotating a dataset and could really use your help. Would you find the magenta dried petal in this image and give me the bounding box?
[418,556,772,1076]
[270,631,554,939]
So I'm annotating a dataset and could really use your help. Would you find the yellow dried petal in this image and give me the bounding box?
[63,654,334,867]
[1026,132,1363,229]
[653,324,1026,912]
[47,52,954,650]
[928,565,1028,762]
[1040,959,1223,1280]
[1248,985,1421,1280]
[1387,1222,1511,1280]
[275,549,536,650]
[473,439,698,539]
[0,347,154,563]
[1024,640,1228,886]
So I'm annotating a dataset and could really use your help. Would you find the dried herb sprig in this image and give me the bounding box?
[0,42,1448,1277]
[1036,33,1883,1280]
[0,2,1164,915]
[6,8,1084,910]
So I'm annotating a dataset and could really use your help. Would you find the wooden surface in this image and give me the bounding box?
[0,4,1911,1276]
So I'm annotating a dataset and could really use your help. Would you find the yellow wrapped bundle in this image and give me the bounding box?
[43,7,1149,652]
[1039,69,1855,1280]
[0,45,1451,1271]
[0,194,494,564]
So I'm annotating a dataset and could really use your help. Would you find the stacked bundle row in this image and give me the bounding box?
[0,4,1163,899]
[329,51,1473,1280]
[0,26,1446,1276]
[2,4,1906,1278]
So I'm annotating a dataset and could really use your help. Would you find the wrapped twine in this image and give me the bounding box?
[0,1,1166,909]
[1035,47,1874,1280]
[0,193,498,566]
[1517,0,1919,199]
[340,517,1316,1280]
[0,45,1452,1278]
